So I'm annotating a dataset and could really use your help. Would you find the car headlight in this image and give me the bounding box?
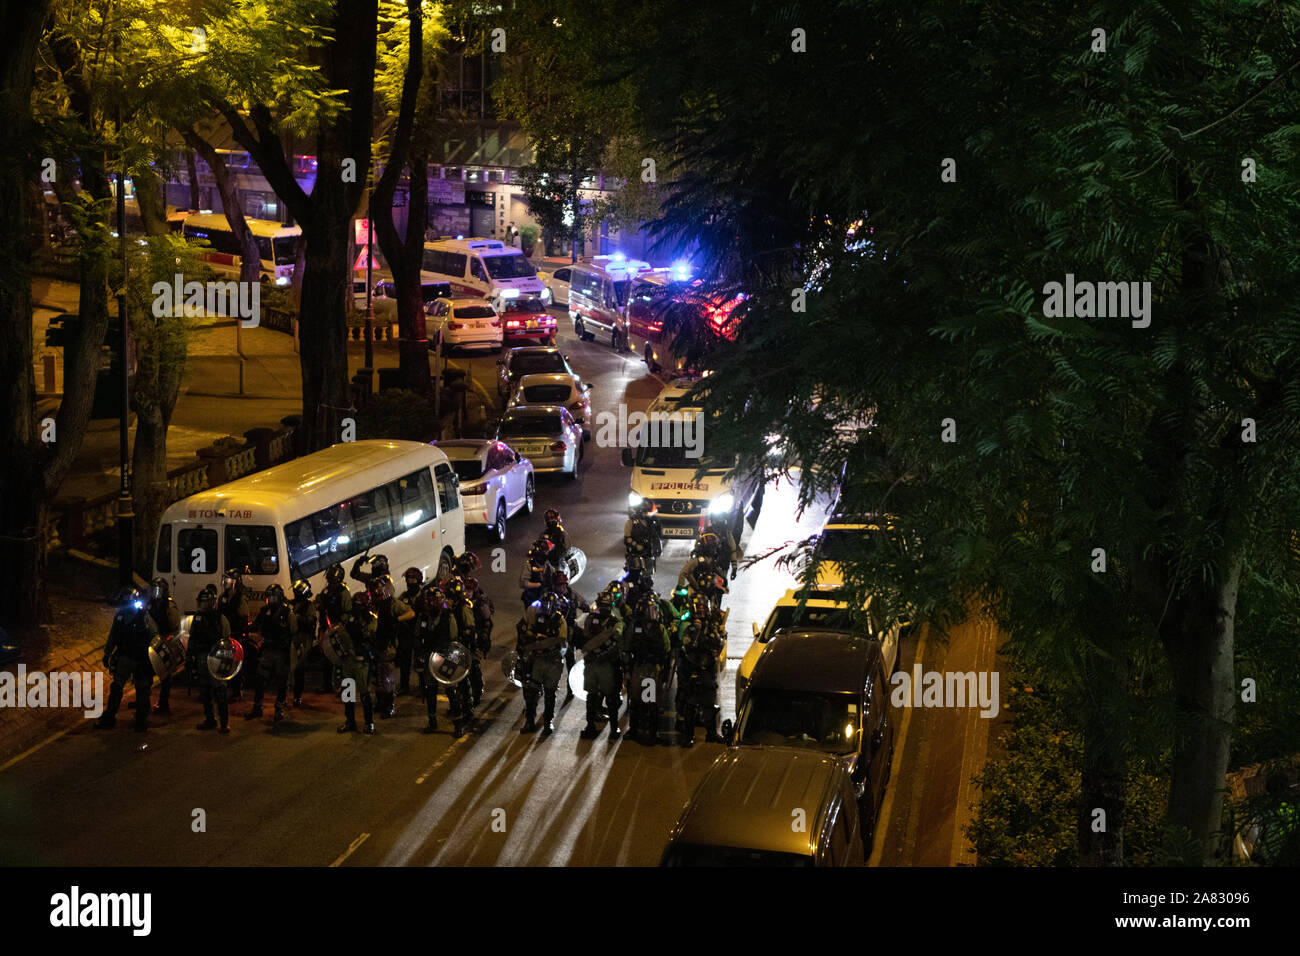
[276,276,289,286]
[708,493,734,514]
[629,491,644,509]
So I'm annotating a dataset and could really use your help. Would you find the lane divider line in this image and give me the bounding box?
[330,831,370,867]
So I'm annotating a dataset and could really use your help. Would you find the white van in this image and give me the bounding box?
[568,255,653,351]
[421,237,547,308]
[620,376,763,540]
[152,440,466,613]
[180,212,302,286]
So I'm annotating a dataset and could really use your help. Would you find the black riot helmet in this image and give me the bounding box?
[638,591,661,622]
[222,568,243,592]
[149,577,170,602]
[369,554,390,577]
[454,551,481,576]
[544,508,562,527]
[371,575,396,602]
[325,563,345,586]
[403,566,424,589]
[291,579,313,602]
[196,584,219,612]
[264,583,285,605]
[534,591,560,625]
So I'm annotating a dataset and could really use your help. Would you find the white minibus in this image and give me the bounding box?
[181,212,302,286]
[153,440,466,613]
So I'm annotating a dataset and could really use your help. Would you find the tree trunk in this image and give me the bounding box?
[1162,561,1241,864]
[1078,640,1129,866]
[186,150,201,210]
[297,218,353,450]
[184,131,262,284]
[134,165,169,236]
[397,149,430,392]
[131,406,169,574]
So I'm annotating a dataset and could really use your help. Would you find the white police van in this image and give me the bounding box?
[422,237,547,310]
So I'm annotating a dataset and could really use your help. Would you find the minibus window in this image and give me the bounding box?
[389,469,437,529]
[310,503,350,567]
[177,527,218,575]
[470,258,487,281]
[156,523,172,573]
[445,252,467,276]
[482,253,537,279]
[285,517,322,579]
[434,462,460,514]
[225,525,279,575]
[345,486,396,553]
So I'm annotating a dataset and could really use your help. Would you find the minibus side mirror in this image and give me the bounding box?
[620,448,634,467]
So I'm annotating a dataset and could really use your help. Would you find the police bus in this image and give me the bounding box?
[180,212,302,286]
[421,237,547,308]
[153,440,465,614]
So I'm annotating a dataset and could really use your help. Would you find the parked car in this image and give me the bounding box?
[735,585,900,704]
[496,346,583,398]
[427,296,503,352]
[508,372,592,430]
[660,746,866,866]
[497,295,557,344]
[541,265,573,307]
[493,405,586,480]
[724,629,894,855]
[813,512,916,632]
[433,439,535,542]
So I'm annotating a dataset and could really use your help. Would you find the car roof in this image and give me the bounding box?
[773,586,855,609]
[500,404,568,418]
[750,630,880,695]
[441,297,495,308]
[672,747,844,856]
[433,440,490,461]
[506,346,563,359]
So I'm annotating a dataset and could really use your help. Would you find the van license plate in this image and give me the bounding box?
[662,527,695,537]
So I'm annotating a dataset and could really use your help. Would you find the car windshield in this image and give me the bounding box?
[483,254,537,279]
[503,298,547,314]
[739,690,859,754]
[817,527,874,563]
[499,416,562,437]
[633,440,718,469]
[510,353,567,376]
[761,604,857,642]
[661,844,811,867]
[454,305,496,319]
[522,384,572,404]
[447,458,484,482]
[613,279,632,306]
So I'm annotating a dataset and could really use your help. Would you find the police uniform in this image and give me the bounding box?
[397,582,423,694]
[149,596,182,715]
[517,604,567,736]
[579,609,626,740]
[626,606,672,745]
[675,613,725,746]
[188,609,233,731]
[249,600,297,722]
[289,595,317,705]
[373,594,413,718]
[219,584,252,699]
[97,604,158,731]
[464,578,494,707]
[316,583,353,692]
[623,514,662,564]
[413,596,470,734]
[339,599,378,733]
[551,580,588,705]
[518,549,553,605]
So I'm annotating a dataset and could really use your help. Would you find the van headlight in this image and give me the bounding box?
[629,491,644,509]
[276,276,289,286]
[708,493,734,514]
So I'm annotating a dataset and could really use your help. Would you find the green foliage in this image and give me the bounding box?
[967,678,1169,866]
[356,388,438,442]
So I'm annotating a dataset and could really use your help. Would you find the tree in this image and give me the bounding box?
[613,0,1300,865]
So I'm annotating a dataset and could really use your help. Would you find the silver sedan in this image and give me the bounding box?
[493,404,586,480]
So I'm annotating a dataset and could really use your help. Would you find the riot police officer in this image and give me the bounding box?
[459,557,494,708]
[96,587,158,732]
[440,578,476,733]
[541,508,569,571]
[623,500,662,571]
[397,567,425,694]
[350,552,391,588]
[622,555,654,608]
[516,592,567,737]
[248,583,297,724]
[146,577,182,716]
[625,590,672,745]
[370,574,414,719]
[339,589,379,734]
[289,579,317,707]
[549,570,587,706]
[579,591,626,740]
[187,584,233,733]
[700,517,743,579]
[519,537,554,605]
[676,599,726,747]
[317,563,353,693]
[218,568,252,700]
[413,584,470,736]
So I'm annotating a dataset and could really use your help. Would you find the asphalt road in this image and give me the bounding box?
[1,307,996,867]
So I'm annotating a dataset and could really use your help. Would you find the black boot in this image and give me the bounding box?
[95,716,117,730]
[541,689,557,737]
[273,703,285,723]
[644,705,659,746]
[217,697,230,734]
[521,694,538,733]
[245,701,264,720]
[362,699,376,734]
[338,702,358,733]
[704,705,724,743]
[608,699,622,739]
[580,697,601,739]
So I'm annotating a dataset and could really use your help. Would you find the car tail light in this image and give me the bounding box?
[507,320,521,328]
[549,441,567,452]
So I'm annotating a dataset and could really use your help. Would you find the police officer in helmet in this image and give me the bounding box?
[247,583,297,724]
[516,591,567,737]
[146,577,182,716]
[188,584,233,733]
[396,567,424,695]
[96,587,158,732]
